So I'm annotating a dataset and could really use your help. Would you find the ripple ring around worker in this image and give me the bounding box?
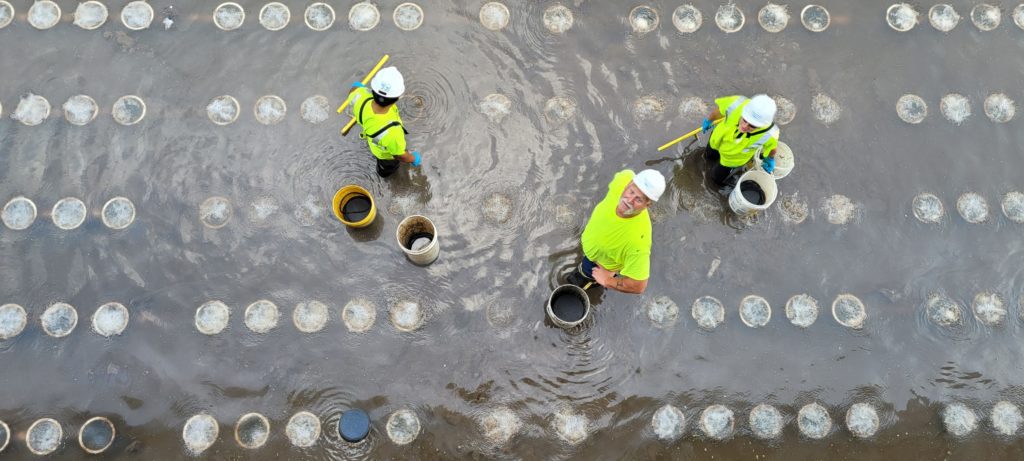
[397,65,469,137]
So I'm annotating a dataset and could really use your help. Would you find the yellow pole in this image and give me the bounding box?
[336,54,390,114]
[656,118,723,151]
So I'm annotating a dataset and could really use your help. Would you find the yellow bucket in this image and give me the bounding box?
[332,185,376,228]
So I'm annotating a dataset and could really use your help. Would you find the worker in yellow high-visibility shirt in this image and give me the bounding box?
[700,94,780,187]
[346,66,421,177]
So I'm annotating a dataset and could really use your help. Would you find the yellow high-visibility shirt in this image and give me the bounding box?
[580,170,652,281]
[709,95,780,168]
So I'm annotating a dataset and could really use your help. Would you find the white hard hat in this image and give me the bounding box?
[742,94,777,128]
[633,169,666,202]
[370,66,405,98]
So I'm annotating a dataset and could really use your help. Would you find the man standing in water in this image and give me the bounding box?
[566,169,664,294]
[347,66,421,177]
[700,94,780,187]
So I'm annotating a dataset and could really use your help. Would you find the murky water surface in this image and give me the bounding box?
[1,1,1023,459]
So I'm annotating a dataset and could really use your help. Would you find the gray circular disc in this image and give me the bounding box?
[28,0,61,30]
[207,95,240,125]
[896,94,927,124]
[651,404,685,441]
[74,1,109,30]
[984,93,1015,123]
[0,1,14,29]
[715,3,744,33]
[552,408,588,444]
[389,300,423,332]
[785,294,819,328]
[92,302,129,337]
[195,300,230,335]
[544,96,576,125]
[846,403,880,438]
[797,403,832,439]
[543,3,572,34]
[692,296,725,330]
[821,194,859,225]
[0,419,9,452]
[112,95,146,126]
[940,93,971,125]
[956,192,989,223]
[386,409,421,445]
[349,2,380,31]
[800,4,830,31]
[479,406,521,445]
[304,2,334,31]
[394,2,424,31]
[244,300,279,333]
[912,193,944,223]
[300,95,330,124]
[342,298,376,333]
[831,294,866,329]
[758,3,789,32]
[3,196,37,230]
[78,416,115,454]
[972,292,1006,326]
[479,93,512,124]
[991,401,1023,436]
[234,413,270,449]
[929,4,960,31]
[292,300,328,333]
[646,296,679,328]
[811,93,841,124]
[943,402,977,436]
[285,411,321,447]
[927,294,963,327]
[101,197,136,229]
[749,404,784,439]
[480,2,509,31]
[0,303,27,340]
[254,95,287,125]
[1002,191,1024,223]
[886,3,919,31]
[739,295,771,328]
[26,418,62,455]
[214,2,245,30]
[671,4,702,33]
[199,196,232,228]
[182,414,218,455]
[63,95,99,126]
[12,93,51,126]
[52,197,88,230]
[699,405,734,439]
[121,0,154,30]
[259,2,290,31]
[41,302,78,337]
[971,3,1001,31]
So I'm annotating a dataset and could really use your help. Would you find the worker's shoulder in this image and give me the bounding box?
[769,125,780,139]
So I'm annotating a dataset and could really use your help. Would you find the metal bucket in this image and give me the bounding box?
[546,284,591,329]
[396,215,439,266]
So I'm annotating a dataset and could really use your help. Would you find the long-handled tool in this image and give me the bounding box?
[656,118,723,151]
[338,55,390,136]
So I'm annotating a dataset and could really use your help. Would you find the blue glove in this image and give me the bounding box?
[762,157,775,173]
[411,151,421,167]
[351,82,365,89]
[701,118,714,133]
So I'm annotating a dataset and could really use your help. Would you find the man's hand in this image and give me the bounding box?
[591,266,615,287]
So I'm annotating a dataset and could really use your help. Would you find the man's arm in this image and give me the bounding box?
[592,266,648,294]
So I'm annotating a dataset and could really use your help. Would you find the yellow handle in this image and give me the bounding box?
[337,54,390,114]
[340,117,357,136]
[656,118,723,152]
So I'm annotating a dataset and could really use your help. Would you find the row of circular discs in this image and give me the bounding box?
[6,398,1021,456]
[896,93,1018,125]
[912,191,1024,225]
[5,94,145,127]
[0,196,134,231]
[0,0,154,30]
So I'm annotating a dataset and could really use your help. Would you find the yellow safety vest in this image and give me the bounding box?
[350,88,408,160]
[709,96,780,168]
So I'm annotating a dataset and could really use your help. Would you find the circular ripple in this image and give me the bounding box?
[692,296,725,330]
[214,2,245,30]
[12,93,50,126]
[992,401,1023,436]
[749,404,783,439]
[912,193,944,224]
[52,197,87,230]
[92,302,129,337]
[739,295,771,328]
[715,3,744,33]
[646,296,679,328]
[821,194,858,225]
[300,95,330,124]
[112,95,146,126]
[543,3,572,34]
[832,294,866,329]
[28,0,61,29]
[304,2,333,31]
[389,300,423,332]
[245,300,279,333]
[972,3,1001,30]
[758,3,788,32]
[293,300,328,333]
[1002,191,1024,223]
[544,97,576,125]
[785,294,819,328]
[553,409,588,444]
[195,300,230,335]
[3,197,37,230]
[943,403,977,436]
[929,4,960,31]
[0,304,27,340]
[349,2,379,31]
[235,413,270,449]
[254,95,286,125]
[63,95,99,126]
[780,193,809,224]
[393,3,423,31]
[78,416,115,454]
[74,1,109,30]
[956,192,988,223]
[480,407,521,445]
[342,298,376,333]
[651,404,685,441]
[387,409,420,445]
[984,93,1015,123]
[183,414,218,455]
[480,2,509,31]
[927,294,963,327]
[811,93,841,124]
[672,4,702,33]
[887,3,918,31]
[940,93,971,125]
[896,94,927,124]
[286,411,321,447]
[101,197,135,229]
[629,5,659,34]
[207,95,240,125]
[42,303,78,337]
[846,403,880,438]
[259,2,289,30]
[121,0,154,30]
[199,196,232,229]
[800,5,830,31]
[700,405,734,440]
[0,1,14,29]
[798,403,832,439]
[27,418,62,455]
[478,93,512,124]
[972,292,1006,326]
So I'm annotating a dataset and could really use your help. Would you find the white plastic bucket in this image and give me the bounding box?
[547,284,590,329]
[728,170,778,215]
[769,141,795,179]
[396,215,439,266]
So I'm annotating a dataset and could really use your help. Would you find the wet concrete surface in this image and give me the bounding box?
[0,0,1023,459]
